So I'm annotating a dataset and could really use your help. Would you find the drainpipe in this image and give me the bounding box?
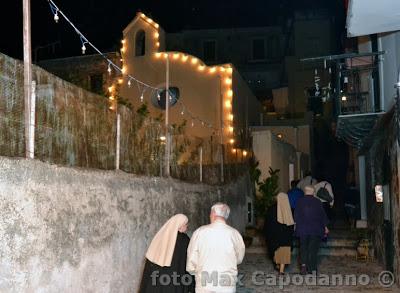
[358,155,367,224]
[378,37,385,112]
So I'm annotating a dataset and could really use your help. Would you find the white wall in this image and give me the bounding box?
[252,130,298,192]
[378,31,400,111]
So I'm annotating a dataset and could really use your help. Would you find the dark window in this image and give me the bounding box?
[252,39,265,60]
[203,40,216,62]
[135,30,146,56]
[152,87,180,109]
[89,74,103,94]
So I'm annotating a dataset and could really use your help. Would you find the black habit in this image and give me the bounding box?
[263,203,294,260]
[139,232,194,293]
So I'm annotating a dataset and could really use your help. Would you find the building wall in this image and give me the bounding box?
[0,157,250,292]
[120,15,261,147]
[39,53,121,96]
[285,12,335,115]
[252,130,298,192]
[254,125,310,155]
[378,31,400,111]
[166,27,284,100]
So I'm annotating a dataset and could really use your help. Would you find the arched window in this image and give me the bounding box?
[135,30,146,56]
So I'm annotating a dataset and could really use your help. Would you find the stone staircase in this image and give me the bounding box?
[246,227,359,257]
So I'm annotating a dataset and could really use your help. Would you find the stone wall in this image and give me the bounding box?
[0,157,250,292]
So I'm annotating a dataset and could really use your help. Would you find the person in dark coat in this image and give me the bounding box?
[139,214,194,293]
[263,193,295,274]
[287,180,304,213]
[294,186,329,275]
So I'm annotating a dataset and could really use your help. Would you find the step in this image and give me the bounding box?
[245,245,357,256]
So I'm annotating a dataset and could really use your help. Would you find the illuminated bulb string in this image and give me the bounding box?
[47,0,158,91]
[46,0,228,132]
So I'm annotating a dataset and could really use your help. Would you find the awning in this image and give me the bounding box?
[336,112,385,149]
[347,0,400,37]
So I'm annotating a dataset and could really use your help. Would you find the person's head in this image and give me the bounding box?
[304,185,315,196]
[210,203,230,223]
[290,180,299,189]
[171,214,189,233]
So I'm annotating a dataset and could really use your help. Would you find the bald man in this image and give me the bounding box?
[186,203,245,293]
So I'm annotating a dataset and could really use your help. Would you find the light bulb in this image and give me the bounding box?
[209,67,216,73]
[181,109,184,115]
[154,32,159,39]
[173,53,180,59]
[243,150,248,157]
[198,65,205,71]
[225,78,232,85]
[121,39,126,44]
[219,67,226,72]
[54,12,59,23]
[156,42,160,48]
[107,64,112,74]
[121,66,127,74]
[140,94,144,102]
[81,44,86,54]
[118,78,123,84]
[155,23,159,29]
[127,80,131,87]
[191,58,198,64]
[227,90,233,97]
[228,126,234,133]
[109,96,114,101]
[229,138,235,144]
[228,114,234,121]
[155,52,161,58]
[157,92,161,100]
[108,86,114,93]
[225,101,231,108]
[191,121,194,127]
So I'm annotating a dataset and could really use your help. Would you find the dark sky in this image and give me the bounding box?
[1,0,345,61]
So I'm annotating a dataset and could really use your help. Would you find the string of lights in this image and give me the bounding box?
[46,0,236,139]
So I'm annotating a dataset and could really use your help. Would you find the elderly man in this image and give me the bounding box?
[294,186,329,275]
[186,203,245,293]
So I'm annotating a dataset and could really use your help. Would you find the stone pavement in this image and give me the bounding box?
[237,253,399,292]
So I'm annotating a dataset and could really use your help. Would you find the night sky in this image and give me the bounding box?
[1,0,345,61]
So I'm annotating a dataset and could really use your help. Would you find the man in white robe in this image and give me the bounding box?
[186,203,245,293]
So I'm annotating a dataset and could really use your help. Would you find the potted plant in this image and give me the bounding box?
[254,167,280,229]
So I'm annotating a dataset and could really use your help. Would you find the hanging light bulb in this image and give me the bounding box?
[140,93,144,102]
[127,79,131,88]
[157,92,161,101]
[54,11,59,23]
[201,121,205,126]
[107,63,112,75]
[181,109,184,115]
[81,43,86,54]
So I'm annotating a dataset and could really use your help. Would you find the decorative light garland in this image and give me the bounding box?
[45,1,240,149]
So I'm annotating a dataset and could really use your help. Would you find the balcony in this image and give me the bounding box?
[301,51,385,149]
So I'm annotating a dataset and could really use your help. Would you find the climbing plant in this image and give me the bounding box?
[254,167,280,218]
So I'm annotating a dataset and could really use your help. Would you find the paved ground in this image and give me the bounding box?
[237,253,399,292]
